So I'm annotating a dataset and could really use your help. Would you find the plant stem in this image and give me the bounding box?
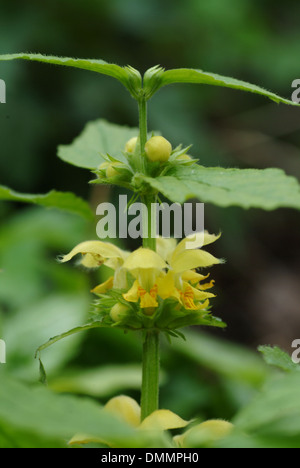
[140,330,160,421]
[138,96,160,420]
[140,194,159,420]
[138,97,148,153]
[141,194,157,251]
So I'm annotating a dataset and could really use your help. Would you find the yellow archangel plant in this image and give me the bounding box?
[2,52,299,448]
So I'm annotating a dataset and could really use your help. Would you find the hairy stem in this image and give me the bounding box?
[138,97,148,154]
[140,330,160,421]
[141,194,157,251]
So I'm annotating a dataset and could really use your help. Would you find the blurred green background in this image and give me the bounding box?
[1,0,300,425]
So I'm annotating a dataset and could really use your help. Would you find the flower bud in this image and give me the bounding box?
[176,154,192,161]
[125,137,138,154]
[106,165,118,178]
[145,136,172,163]
[105,162,125,178]
[110,303,131,322]
[98,162,110,170]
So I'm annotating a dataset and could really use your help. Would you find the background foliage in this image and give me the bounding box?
[1,0,300,448]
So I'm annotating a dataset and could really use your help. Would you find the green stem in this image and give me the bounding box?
[138,96,160,419]
[141,194,157,251]
[140,330,160,421]
[138,98,148,152]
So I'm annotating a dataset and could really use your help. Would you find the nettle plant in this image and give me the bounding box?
[1,54,300,447]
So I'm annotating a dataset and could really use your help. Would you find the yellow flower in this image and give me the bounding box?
[61,233,222,314]
[59,240,129,292]
[174,419,233,448]
[156,232,222,310]
[69,395,232,448]
[122,248,167,311]
[69,395,190,447]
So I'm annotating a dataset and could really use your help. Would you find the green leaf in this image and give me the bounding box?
[139,165,300,210]
[172,330,269,386]
[258,345,300,372]
[233,372,300,440]
[0,185,93,220]
[159,68,299,106]
[0,372,163,448]
[58,119,141,169]
[0,53,137,95]
[35,322,104,357]
[49,364,142,397]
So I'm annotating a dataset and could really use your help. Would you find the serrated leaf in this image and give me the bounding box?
[0,53,132,92]
[159,68,299,106]
[0,185,93,219]
[233,372,300,438]
[58,119,141,169]
[258,345,300,372]
[139,165,300,210]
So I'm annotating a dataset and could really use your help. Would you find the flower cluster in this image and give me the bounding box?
[94,135,196,190]
[60,232,225,333]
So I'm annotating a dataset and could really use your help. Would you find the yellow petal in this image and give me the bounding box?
[123,280,140,303]
[139,286,159,309]
[198,279,215,290]
[123,281,159,308]
[156,237,177,263]
[105,395,141,428]
[172,249,222,273]
[194,299,210,310]
[171,232,221,263]
[91,276,114,294]
[80,253,102,268]
[174,419,233,448]
[203,232,222,246]
[156,271,180,300]
[140,409,190,431]
[59,241,125,265]
[181,270,210,284]
[123,248,167,272]
[187,283,215,301]
[179,284,213,310]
